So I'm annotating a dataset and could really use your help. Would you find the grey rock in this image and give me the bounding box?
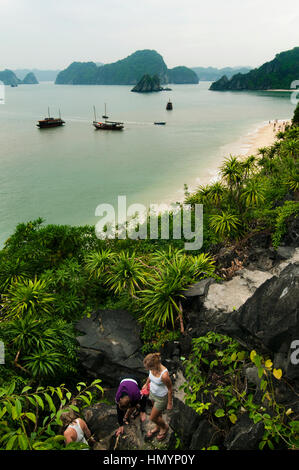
[76,310,147,386]
[276,246,295,260]
[223,263,299,379]
[224,414,264,450]
[169,397,201,448]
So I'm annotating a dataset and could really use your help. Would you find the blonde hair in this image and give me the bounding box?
[143,352,162,371]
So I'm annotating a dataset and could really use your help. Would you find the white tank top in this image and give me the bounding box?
[149,368,168,397]
[68,419,88,445]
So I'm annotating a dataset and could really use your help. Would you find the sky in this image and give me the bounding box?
[0,0,298,70]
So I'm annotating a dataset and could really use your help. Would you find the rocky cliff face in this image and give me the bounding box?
[131,74,163,93]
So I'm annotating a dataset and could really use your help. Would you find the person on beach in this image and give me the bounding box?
[61,410,95,448]
[143,353,173,441]
[115,375,147,437]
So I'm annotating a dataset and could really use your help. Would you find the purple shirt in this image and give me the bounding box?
[115,379,141,405]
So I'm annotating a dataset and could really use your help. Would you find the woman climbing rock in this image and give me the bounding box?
[143,353,173,441]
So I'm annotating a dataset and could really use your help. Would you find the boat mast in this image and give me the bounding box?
[93,106,97,122]
[102,103,108,121]
[59,108,61,120]
[48,107,50,118]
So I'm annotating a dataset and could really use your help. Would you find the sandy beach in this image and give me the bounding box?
[167,118,292,205]
[240,119,291,158]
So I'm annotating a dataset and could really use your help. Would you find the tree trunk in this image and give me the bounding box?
[178,301,185,334]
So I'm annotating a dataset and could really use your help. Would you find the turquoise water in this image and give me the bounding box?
[0,81,294,245]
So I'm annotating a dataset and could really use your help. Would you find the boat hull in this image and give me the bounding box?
[37,119,65,128]
[93,121,124,130]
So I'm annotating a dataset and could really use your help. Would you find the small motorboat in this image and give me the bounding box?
[154,122,166,125]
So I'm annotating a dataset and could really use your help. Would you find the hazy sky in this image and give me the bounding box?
[0,0,298,70]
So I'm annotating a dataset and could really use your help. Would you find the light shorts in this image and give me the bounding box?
[149,391,168,412]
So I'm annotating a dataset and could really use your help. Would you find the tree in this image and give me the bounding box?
[292,102,299,126]
[139,250,215,332]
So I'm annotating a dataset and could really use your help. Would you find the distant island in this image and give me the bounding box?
[55,49,199,85]
[0,69,39,86]
[0,69,20,86]
[131,74,172,93]
[210,47,299,90]
[191,66,252,81]
[21,72,39,84]
[14,69,60,82]
[131,74,163,92]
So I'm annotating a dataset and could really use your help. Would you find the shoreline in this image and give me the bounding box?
[165,118,291,205]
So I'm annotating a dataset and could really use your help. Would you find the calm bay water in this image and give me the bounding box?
[0,81,294,245]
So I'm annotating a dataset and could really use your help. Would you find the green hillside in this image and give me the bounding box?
[55,50,198,85]
[210,47,299,90]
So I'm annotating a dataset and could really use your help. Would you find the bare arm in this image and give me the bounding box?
[79,418,92,439]
[64,428,77,445]
[162,371,173,409]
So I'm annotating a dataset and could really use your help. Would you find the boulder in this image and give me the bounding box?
[169,397,201,448]
[222,263,299,379]
[189,420,222,450]
[224,414,264,450]
[76,309,147,386]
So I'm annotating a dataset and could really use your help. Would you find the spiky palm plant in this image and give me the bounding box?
[23,350,64,378]
[2,278,54,319]
[84,249,114,280]
[105,252,147,297]
[241,155,256,180]
[240,180,265,208]
[209,211,241,239]
[220,156,244,190]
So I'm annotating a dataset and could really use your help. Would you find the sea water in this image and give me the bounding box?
[0,81,294,245]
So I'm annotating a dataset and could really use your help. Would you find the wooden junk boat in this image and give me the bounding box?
[166,99,173,110]
[37,108,65,128]
[93,104,124,131]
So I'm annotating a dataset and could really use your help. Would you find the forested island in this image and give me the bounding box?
[55,49,199,85]
[0,103,298,451]
[210,47,299,90]
[0,69,39,86]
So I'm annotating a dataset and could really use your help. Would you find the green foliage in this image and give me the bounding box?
[185,125,299,245]
[55,49,198,85]
[0,379,104,450]
[182,333,299,450]
[138,249,216,330]
[0,315,78,382]
[292,102,299,126]
[2,277,54,319]
[140,317,180,354]
[272,201,299,248]
[105,252,147,297]
[209,211,242,239]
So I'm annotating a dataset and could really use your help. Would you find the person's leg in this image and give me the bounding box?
[139,395,147,422]
[146,406,161,437]
[149,397,169,440]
